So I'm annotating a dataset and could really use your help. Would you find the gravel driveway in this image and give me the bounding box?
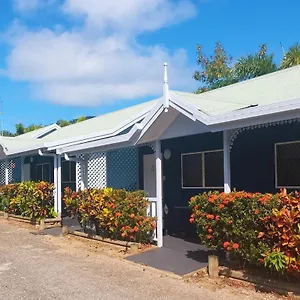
[0,220,281,300]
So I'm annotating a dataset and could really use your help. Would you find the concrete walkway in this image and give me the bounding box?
[126,235,214,276]
[0,220,280,300]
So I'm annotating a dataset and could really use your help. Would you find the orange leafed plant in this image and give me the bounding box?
[259,190,300,276]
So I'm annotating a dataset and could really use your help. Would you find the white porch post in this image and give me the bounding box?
[223,130,231,193]
[155,140,163,247]
[5,160,9,185]
[56,155,62,216]
[53,154,58,214]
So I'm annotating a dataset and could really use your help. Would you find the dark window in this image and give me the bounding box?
[62,161,76,183]
[204,151,224,188]
[36,164,43,181]
[43,163,50,182]
[276,142,300,187]
[70,161,76,182]
[36,163,50,182]
[182,150,223,188]
[182,153,203,188]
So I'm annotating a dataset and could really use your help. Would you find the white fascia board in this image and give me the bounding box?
[5,148,46,159]
[57,124,140,155]
[7,145,46,156]
[45,110,151,150]
[31,124,60,139]
[207,97,300,130]
[135,106,165,143]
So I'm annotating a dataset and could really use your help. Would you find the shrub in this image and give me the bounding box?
[63,187,156,243]
[0,184,16,211]
[1,181,56,220]
[189,191,281,266]
[259,190,300,277]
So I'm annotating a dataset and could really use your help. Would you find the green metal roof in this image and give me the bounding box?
[2,65,300,156]
[43,98,158,143]
[173,65,300,116]
[17,124,60,139]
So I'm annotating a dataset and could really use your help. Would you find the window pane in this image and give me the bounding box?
[277,143,300,187]
[62,161,70,182]
[70,161,76,182]
[204,151,224,188]
[36,165,43,181]
[43,164,50,182]
[182,153,202,188]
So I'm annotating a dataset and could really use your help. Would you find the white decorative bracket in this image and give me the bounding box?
[229,118,300,151]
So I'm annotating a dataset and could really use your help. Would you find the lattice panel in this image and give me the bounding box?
[87,152,106,188]
[76,152,107,190]
[76,154,84,191]
[10,157,21,183]
[0,160,6,185]
[0,157,22,185]
[106,147,138,191]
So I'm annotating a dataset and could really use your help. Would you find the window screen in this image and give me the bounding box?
[182,153,203,188]
[36,164,43,181]
[276,142,300,187]
[182,150,224,189]
[204,151,224,188]
[62,161,76,183]
[36,163,50,182]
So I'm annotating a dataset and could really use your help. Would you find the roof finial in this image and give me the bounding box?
[163,62,169,112]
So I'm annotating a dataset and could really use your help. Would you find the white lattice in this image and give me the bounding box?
[76,154,84,191]
[76,152,107,190]
[0,157,22,185]
[0,160,6,185]
[87,152,106,188]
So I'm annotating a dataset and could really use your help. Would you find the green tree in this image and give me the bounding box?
[56,119,71,127]
[76,116,87,123]
[280,43,300,69]
[2,130,14,137]
[234,44,277,81]
[15,123,25,135]
[24,124,43,133]
[194,42,236,93]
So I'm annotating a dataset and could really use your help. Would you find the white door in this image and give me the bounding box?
[143,154,156,198]
[23,164,31,181]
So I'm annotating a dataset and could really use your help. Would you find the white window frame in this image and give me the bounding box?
[275,140,300,189]
[36,163,51,182]
[181,149,223,189]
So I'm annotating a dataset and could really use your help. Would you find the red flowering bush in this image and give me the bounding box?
[190,191,281,266]
[0,181,55,220]
[63,187,156,243]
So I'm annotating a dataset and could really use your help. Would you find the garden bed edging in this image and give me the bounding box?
[1,213,61,229]
[219,267,300,297]
[67,228,141,253]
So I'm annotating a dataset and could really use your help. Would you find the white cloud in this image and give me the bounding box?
[13,0,40,12]
[3,0,197,106]
[63,0,196,33]
[13,0,56,12]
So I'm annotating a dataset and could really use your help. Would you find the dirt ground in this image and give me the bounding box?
[0,218,292,300]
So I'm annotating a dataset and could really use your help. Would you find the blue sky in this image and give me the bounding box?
[0,0,299,132]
